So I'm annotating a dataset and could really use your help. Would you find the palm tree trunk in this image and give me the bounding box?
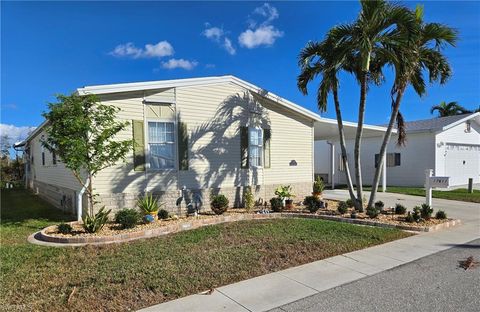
[368,88,405,208]
[333,87,357,202]
[353,73,367,210]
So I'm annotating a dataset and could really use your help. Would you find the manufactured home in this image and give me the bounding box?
[20,75,388,217]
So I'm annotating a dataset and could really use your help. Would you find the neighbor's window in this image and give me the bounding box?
[375,153,401,168]
[148,121,175,169]
[52,150,57,165]
[249,128,263,167]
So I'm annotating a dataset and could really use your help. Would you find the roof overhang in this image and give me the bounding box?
[314,118,393,141]
[441,112,480,131]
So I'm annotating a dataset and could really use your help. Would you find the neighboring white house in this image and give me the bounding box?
[20,75,388,217]
[316,112,480,188]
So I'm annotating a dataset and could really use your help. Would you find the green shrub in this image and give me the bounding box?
[82,207,111,233]
[304,196,322,213]
[405,212,415,223]
[337,201,348,214]
[210,194,229,215]
[270,197,283,212]
[395,203,407,215]
[137,193,160,214]
[366,206,379,218]
[158,209,169,220]
[374,201,384,210]
[57,223,72,234]
[313,177,325,194]
[345,198,355,208]
[115,208,141,229]
[275,185,295,200]
[244,186,255,212]
[420,203,433,220]
[436,210,447,219]
[412,206,422,222]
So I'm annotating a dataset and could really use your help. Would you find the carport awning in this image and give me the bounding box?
[314,118,394,141]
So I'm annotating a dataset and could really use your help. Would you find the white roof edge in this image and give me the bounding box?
[315,117,394,133]
[24,120,47,143]
[29,75,387,142]
[441,112,480,131]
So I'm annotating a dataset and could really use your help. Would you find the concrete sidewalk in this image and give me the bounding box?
[139,194,479,312]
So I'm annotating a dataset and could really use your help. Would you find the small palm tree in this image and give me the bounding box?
[368,5,457,208]
[430,101,471,117]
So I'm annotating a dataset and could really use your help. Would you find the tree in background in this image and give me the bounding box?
[368,5,457,208]
[42,93,132,232]
[430,101,471,117]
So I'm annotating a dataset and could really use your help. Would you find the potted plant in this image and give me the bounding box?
[312,176,325,198]
[275,185,295,209]
[137,193,161,221]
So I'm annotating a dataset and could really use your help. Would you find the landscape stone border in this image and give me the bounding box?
[29,213,461,247]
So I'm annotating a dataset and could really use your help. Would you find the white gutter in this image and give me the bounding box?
[77,179,89,222]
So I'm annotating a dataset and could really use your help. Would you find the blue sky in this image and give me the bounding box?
[1,1,479,143]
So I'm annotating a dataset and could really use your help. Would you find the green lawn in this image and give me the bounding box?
[0,189,411,311]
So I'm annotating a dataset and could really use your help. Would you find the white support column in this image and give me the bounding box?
[382,152,387,192]
[328,142,335,190]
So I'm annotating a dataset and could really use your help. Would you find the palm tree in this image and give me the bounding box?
[329,0,416,205]
[430,101,471,117]
[297,39,358,204]
[368,5,457,208]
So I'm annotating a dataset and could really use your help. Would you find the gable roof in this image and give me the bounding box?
[25,75,391,143]
[385,112,480,133]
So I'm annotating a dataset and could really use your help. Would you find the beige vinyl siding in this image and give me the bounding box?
[93,82,313,193]
[28,130,81,191]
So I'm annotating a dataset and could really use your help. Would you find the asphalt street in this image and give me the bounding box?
[270,239,480,312]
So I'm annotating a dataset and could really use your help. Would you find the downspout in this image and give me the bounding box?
[77,178,90,222]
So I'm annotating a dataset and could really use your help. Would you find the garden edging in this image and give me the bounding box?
[30,212,461,247]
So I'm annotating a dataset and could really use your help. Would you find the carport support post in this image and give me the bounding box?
[381,152,387,192]
[425,169,433,207]
[329,142,335,189]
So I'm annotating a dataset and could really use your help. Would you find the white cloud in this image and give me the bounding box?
[203,24,236,55]
[239,3,283,49]
[253,3,279,25]
[222,38,236,55]
[203,26,224,41]
[0,124,36,145]
[110,41,174,59]
[161,58,198,70]
[205,63,216,69]
[238,25,284,48]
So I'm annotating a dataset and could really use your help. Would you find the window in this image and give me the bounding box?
[338,153,349,172]
[52,150,57,165]
[42,151,45,166]
[375,153,401,168]
[249,128,263,167]
[466,121,471,133]
[148,121,175,169]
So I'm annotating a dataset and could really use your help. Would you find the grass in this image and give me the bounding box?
[336,185,480,203]
[1,189,411,311]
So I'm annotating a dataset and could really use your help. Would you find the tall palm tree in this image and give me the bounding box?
[329,0,416,205]
[297,39,358,203]
[430,101,471,117]
[368,5,457,208]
